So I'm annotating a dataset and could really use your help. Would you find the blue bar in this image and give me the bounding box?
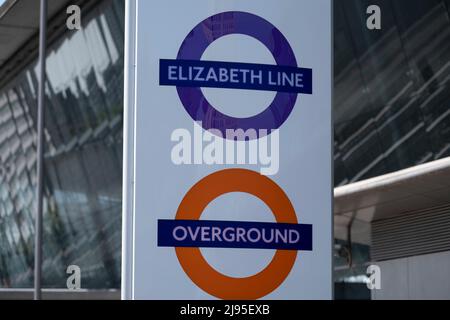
[160,59,312,94]
[158,219,312,251]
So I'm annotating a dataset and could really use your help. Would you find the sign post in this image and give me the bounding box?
[122,0,333,300]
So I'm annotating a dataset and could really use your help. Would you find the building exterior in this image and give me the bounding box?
[0,0,124,293]
[0,0,449,299]
[333,0,450,299]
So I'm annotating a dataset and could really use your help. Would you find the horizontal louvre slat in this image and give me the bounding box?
[372,211,450,231]
[372,214,450,232]
[372,239,450,253]
[371,203,450,261]
[372,207,450,229]
[372,224,450,243]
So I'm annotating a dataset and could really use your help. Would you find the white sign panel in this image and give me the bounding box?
[122,0,332,300]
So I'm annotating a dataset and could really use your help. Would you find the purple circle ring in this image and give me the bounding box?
[176,11,298,139]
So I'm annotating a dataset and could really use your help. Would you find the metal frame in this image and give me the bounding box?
[1,289,120,300]
[330,0,335,301]
[34,0,47,301]
[121,0,137,301]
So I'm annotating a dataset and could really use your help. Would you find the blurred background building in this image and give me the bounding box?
[333,0,450,300]
[0,0,449,299]
[0,0,123,296]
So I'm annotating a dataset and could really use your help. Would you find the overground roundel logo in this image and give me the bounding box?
[158,169,313,300]
[160,11,313,139]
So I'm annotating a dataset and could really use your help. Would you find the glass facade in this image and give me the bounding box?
[0,0,449,293]
[0,0,124,288]
[334,0,450,186]
[334,0,450,296]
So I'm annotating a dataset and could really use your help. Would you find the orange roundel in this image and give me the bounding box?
[175,168,298,300]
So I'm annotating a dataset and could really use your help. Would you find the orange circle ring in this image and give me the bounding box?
[175,168,298,300]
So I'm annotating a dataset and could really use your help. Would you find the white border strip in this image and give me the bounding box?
[335,156,450,198]
[121,0,137,301]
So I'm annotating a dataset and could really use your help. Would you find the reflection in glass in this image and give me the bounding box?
[335,0,450,186]
[334,0,450,297]
[0,0,124,288]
